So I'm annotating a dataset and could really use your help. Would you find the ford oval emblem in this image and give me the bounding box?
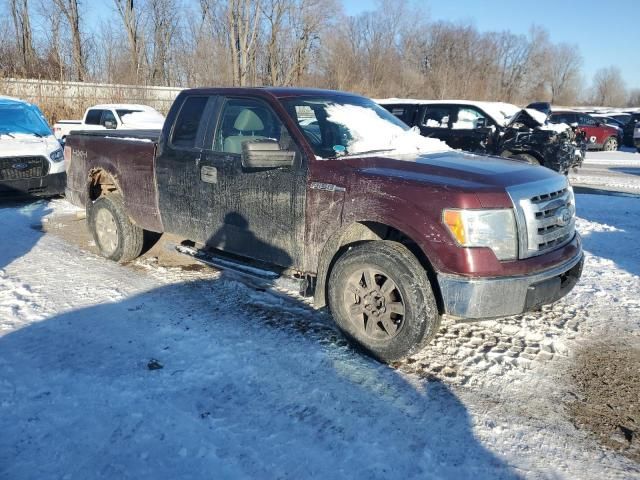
[556,207,571,227]
[12,163,30,171]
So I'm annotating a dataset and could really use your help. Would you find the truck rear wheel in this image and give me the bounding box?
[328,241,440,362]
[88,193,144,263]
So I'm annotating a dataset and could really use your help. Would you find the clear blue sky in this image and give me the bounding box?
[344,0,639,90]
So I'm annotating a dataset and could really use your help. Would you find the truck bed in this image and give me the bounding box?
[65,130,163,232]
[66,129,162,142]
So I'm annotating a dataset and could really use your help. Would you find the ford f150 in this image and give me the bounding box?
[64,87,583,362]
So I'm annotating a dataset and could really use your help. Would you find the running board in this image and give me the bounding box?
[176,243,309,296]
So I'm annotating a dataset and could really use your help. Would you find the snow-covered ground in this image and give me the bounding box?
[0,196,639,479]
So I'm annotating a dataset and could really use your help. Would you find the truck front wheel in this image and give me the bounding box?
[328,241,440,362]
[88,193,144,263]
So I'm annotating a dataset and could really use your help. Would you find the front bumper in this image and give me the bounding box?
[438,249,584,320]
[0,172,66,198]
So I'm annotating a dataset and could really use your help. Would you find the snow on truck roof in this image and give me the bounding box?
[376,98,522,127]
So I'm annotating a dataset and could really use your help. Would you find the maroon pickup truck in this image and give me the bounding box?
[64,87,583,362]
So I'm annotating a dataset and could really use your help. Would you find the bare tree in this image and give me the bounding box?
[227,0,261,86]
[628,88,640,108]
[9,0,37,76]
[51,0,86,80]
[113,0,143,83]
[146,0,180,85]
[261,0,335,86]
[591,66,627,106]
[547,43,582,104]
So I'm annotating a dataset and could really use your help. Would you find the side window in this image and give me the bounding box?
[550,113,575,124]
[85,109,103,125]
[422,106,453,129]
[452,107,488,130]
[215,98,284,154]
[171,96,209,149]
[385,105,415,125]
[580,115,597,126]
[101,110,117,127]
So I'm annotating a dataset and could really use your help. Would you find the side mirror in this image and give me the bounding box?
[476,117,488,128]
[104,120,116,129]
[241,139,295,169]
[595,121,602,127]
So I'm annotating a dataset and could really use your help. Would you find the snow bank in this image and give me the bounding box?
[325,104,451,156]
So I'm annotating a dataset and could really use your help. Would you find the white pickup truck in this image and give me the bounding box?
[53,104,165,141]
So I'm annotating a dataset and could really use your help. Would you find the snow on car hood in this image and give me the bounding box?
[120,111,165,129]
[0,133,61,158]
[325,104,451,156]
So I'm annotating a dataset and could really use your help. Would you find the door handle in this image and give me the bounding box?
[200,165,218,184]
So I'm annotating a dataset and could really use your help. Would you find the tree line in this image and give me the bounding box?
[1,0,638,108]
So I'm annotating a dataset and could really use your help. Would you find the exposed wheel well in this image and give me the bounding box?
[88,169,120,202]
[315,221,444,314]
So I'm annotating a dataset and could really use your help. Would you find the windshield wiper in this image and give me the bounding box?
[333,148,395,159]
[19,127,43,138]
[0,129,15,138]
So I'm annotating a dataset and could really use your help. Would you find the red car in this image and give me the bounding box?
[549,111,619,151]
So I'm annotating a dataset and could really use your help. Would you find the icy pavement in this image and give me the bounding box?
[0,197,639,479]
[570,148,640,194]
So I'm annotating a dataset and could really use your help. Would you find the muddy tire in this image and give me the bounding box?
[328,240,440,362]
[512,153,541,166]
[602,137,618,151]
[87,194,144,263]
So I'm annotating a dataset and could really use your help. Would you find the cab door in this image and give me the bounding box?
[196,96,307,269]
[155,94,217,241]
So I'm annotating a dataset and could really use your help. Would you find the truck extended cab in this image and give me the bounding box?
[54,104,165,142]
[65,87,583,362]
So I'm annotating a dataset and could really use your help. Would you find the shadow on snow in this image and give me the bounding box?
[0,202,520,479]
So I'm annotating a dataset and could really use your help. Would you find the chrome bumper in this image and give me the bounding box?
[437,249,584,320]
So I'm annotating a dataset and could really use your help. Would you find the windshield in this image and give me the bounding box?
[281,95,450,158]
[0,104,52,137]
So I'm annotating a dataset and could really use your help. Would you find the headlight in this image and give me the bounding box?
[443,208,517,261]
[50,148,64,163]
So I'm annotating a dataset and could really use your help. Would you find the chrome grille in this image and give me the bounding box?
[0,156,48,180]
[507,177,576,259]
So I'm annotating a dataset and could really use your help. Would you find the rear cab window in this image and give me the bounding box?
[171,96,209,149]
[384,105,417,126]
[85,109,103,125]
[550,113,576,125]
